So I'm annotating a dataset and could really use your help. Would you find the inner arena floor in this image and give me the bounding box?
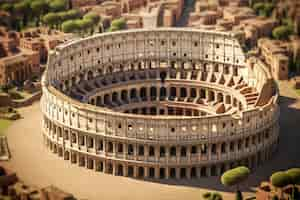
[2,81,300,200]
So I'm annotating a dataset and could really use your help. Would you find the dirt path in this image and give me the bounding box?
[1,81,300,200]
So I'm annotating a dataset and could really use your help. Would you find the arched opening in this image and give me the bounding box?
[128,144,134,155]
[149,146,155,157]
[117,164,123,176]
[138,167,144,178]
[149,167,155,178]
[160,71,167,83]
[104,94,110,105]
[150,87,157,100]
[211,165,217,176]
[221,142,226,154]
[170,146,176,156]
[160,87,167,99]
[180,146,187,157]
[112,92,118,102]
[180,88,187,98]
[160,168,165,179]
[138,145,144,156]
[87,71,93,80]
[170,168,176,178]
[190,88,197,98]
[140,87,147,101]
[170,87,176,100]
[121,90,128,102]
[160,146,166,157]
[128,166,134,177]
[201,167,207,177]
[130,88,137,100]
[191,167,197,178]
[180,168,186,178]
[108,142,113,153]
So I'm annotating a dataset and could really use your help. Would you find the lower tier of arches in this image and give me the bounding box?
[43,135,278,180]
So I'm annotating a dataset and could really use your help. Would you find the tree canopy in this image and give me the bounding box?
[221,166,250,187]
[109,18,126,32]
[49,0,67,12]
[83,12,100,24]
[270,171,291,188]
[62,20,78,33]
[286,168,300,185]
[43,12,60,27]
[272,25,293,40]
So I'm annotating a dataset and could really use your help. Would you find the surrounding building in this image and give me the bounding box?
[0,27,38,85]
[41,29,279,180]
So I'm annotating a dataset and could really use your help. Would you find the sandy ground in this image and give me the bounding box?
[1,81,300,200]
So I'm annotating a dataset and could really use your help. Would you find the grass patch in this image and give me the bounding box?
[0,119,12,136]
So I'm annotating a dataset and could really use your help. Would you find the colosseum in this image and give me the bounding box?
[41,28,279,180]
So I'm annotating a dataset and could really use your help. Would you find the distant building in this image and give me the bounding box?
[19,27,74,64]
[258,38,290,80]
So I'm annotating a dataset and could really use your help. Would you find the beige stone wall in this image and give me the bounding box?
[41,28,279,179]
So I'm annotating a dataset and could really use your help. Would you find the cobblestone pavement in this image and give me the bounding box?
[1,81,300,200]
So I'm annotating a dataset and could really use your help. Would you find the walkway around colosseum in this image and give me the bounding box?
[1,81,300,200]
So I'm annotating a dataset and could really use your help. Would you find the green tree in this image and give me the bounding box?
[14,1,30,27]
[30,0,48,26]
[76,18,93,35]
[253,2,264,15]
[108,18,126,32]
[1,3,13,13]
[62,20,78,33]
[202,192,223,200]
[84,12,100,24]
[49,0,67,12]
[272,26,293,40]
[286,168,300,200]
[83,12,100,34]
[221,166,250,200]
[43,12,60,28]
[270,171,291,199]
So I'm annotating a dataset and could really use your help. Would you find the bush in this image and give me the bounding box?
[212,192,223,200]
[272,195,279,200]
[203,192,211,199]
[221,166,250,187]
[270,171,291,188]
[272,26,293,40]
[236,190,243,200]
[286,168,300,184]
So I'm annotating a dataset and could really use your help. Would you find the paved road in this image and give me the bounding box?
[1,81,300,200]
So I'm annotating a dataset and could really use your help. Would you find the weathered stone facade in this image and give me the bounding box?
[41,28,279,180]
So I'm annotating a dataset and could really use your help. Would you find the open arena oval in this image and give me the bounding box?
[41,28,279,180]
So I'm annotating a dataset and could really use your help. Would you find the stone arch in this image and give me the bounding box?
[121,90,128,102]
[138,167,144,178]
[180,87,187,98]
[140,87,147,100]
[191,167,197,178]
[104,94,110,105]
[170,146,176,156]
[87,70,93,80]
[117,164,123,176]
[112,92,118,102]
[160,87,167,98]
[130,88,137,99]
[217,93,224,103]
[170,168,176,178]
[150,87,157,99]
[170,87,176,98]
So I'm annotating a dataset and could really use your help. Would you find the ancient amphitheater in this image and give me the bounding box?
[41,28,279,180]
